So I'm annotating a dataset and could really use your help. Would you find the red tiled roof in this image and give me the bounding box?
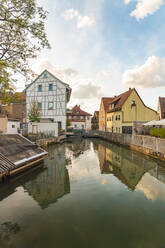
[159,97,165,113]
[102,97,114,111]
[107,88,134,113]
[71,105,92,116]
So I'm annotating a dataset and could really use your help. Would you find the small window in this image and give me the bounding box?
[87,117,89,120]
[82,125,84,128]
[44,72,47,78]
[48,102,54,110]
[115,116,117,120]
[74,116,77,120]
[38,85,42,92]
[12,125,15,128]
[49,84,53,91]
[112,116,113,121]
[118,115,120,120]
[38,102,42,109]
[74,124,77,128]
[69,116,72,120]
[80,116,83,120]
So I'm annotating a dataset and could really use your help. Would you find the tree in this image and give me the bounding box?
[66,119,71,127]
[28,100,42,122]
[0,0,50,92]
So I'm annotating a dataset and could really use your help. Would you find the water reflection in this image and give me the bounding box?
[23,145,70,209]
[95,139,165,192]
[0,222,20,248]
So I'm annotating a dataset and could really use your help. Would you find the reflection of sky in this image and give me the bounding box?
[1,140,165,247]
[136,173,165,202]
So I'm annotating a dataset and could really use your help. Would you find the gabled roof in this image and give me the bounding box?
[107,88,134,113]
[159,97,165,113]
[107,88,157,114]
[101,97,114,112]
[71,105,92,116]
[24,70,71,92]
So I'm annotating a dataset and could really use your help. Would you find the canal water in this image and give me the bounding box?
[0,138,165,248]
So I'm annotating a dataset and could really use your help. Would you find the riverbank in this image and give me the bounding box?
[86,131,165,161]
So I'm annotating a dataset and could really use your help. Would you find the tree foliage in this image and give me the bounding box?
[28,100,42,122]
[0,0,50,91]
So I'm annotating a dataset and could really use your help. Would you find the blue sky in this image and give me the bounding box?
[22,0,165,113]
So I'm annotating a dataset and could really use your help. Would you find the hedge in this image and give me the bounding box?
[150,128,165,138]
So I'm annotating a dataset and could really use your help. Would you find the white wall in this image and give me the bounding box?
[8,121,20,134]
[28,122,58,137]
[70,121,86,129]
[70,117,91,130]
[86,116,92,130]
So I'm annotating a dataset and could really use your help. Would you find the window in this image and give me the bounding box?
[82,125,84,129]
[115,116,118,120]
[74,124,77,128]
[118,115,120,120]
[38,85,42,92]
[38,102,42,109]
[49,84,53,91]
[43,72,47,78]
[116,127,118,133]
[12,125,15,128]
[87,116,89,120]
[112,116,113,121]
[48,102,53,110]
[119,128,120,133]
[69,116,72,120]
[80,116,83,120]
[74,116,77,120]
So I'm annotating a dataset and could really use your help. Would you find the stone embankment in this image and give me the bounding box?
[88,131,165,161]
[36,135,66,148]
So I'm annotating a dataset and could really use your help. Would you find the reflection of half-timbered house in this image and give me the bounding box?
[24,70,72,130]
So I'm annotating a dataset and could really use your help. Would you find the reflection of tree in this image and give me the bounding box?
[23,145,70,209]
[95,139,160,191]
[67,138,90,158]
[0,222,20,248]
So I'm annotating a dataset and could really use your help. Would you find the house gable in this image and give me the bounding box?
[122,89,158,122]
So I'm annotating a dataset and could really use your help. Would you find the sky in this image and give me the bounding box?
[18,0,165,114]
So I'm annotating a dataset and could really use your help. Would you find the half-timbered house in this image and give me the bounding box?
[24,70,72,130]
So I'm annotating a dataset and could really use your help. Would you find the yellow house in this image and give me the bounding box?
[99,97,114,131]
[106,88,159,134]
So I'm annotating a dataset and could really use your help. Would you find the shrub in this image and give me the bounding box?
[150,128,165,138]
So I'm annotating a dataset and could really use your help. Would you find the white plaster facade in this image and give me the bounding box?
[70,117,92,130]
[28,122,58,137]
[8,121,20,134]
[25,70,71,131]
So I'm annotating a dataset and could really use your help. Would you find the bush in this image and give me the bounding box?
[150,128,165,138]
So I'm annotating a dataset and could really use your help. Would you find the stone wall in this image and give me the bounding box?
[96,131,165,161]
[36,135,66,148]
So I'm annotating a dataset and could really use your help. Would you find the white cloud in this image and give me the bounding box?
[77,16,95,28]
[122,56,165,88]
[61,9,78,20]
[62,8,95,28]
[72,82,103,99]
[38,61,79,80]
[127,0,164,20]
[124,0,132,4]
